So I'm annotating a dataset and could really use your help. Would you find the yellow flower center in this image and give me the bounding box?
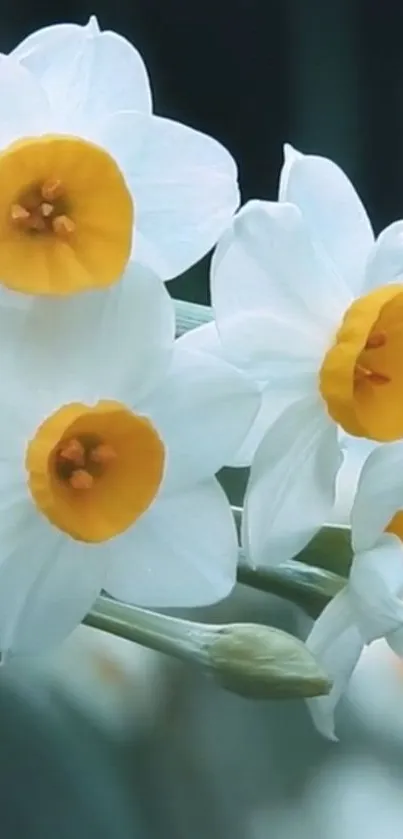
[319,284,403,441]
[26,401,165,543]
[386,512,403,541]
[0,135,133,296]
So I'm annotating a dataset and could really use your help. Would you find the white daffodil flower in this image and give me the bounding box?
[0,265,259,659]
[307,441,403,739]
[0,17,238,297]
[185,144,403,568]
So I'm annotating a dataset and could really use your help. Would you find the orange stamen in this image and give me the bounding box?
[69,469,94,490]
[58,438,85,466]
[52,214,75,236]
[40,202,54,218]
[10,204,30,222]
[41,178,63,201]
[89,443,117,466]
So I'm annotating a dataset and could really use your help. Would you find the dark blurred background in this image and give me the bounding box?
[1,3,403,838]
[2,0,402,302]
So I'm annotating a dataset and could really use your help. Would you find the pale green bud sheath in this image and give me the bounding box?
[208,623,331,699]
[86,597,331,700]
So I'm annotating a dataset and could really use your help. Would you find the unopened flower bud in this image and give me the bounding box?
[87,599,331,700]
[207,623,331,699]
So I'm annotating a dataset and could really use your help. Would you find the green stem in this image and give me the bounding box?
[237,559,345,617]
[85,598,212,663]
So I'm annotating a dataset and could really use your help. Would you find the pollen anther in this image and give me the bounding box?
[52,215,76,236]
[89,443,117,465]
[69,469,94,490]
[10,203,30,222]
[9,178,72,236]
[41,178,63,201]
[55,435,117,486]
[40,202,54,218]
[58,438,86,466]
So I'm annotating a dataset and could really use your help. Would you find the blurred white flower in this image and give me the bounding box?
[307,441,403,739]
[0,264,259,659]
[185,144,403,567]
[0,16,239,296]
[348,638,403,746]
[43,625,168,737]
[252,758,403,839]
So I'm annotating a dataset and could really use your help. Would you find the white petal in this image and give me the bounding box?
[363,220,403,292]
[177,320,223,357]
[243,397,342,567]
[229,383,277,467]
[179,323,318,467]
[100,111,239,279]
[179,303,322,386]
[0,501,107,657]
[213,309,324,381]
[306,589,363,740]
[104,478,238,607]
[231,381,319,467]
[87,107,149,172]
[279,147,374,295]
[332,435,378,525]
[0,385,42,456]
[0,57,50,146]
[348,535,403,642]
[278,143,303,197]
[178,327,289,467]
[350,441,403,553]
[141,346,260,491]
[11,18,152,128]
[0,261,175,407]
[211,200,349,345]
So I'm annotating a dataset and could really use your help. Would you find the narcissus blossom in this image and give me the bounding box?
[307,441,403,739]
[0,266,258,658]
[0,17,238,296]
[193,144,403,568]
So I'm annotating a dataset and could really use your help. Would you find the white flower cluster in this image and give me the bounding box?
[1,17,402,739]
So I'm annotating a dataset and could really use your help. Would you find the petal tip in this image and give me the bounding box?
[86,15,101,35]
[283,142,303,163]
[307,700,339,741]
